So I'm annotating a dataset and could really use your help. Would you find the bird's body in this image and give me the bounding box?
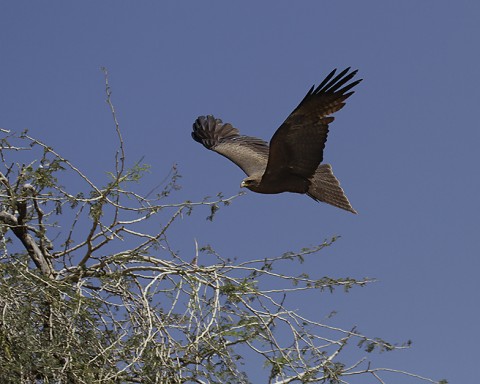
[192,68,361,214]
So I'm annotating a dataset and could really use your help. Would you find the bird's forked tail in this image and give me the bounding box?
[307,164,357,214]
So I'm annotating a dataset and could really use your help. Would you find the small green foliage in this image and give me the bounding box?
[322,361,345,383]
[207,203,219,221]
[219,279,258,304]
[107,162,151,185]
[68,192,84,208]
[200,244,215,254]
[88,200,104,221]
[357,336,398,353]
[267,356,292,378]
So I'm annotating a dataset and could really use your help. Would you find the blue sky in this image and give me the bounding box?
[1,1,479,382]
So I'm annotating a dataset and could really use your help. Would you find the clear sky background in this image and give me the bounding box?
[1,1,479,382]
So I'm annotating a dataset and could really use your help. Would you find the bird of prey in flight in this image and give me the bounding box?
[192,67,361,214]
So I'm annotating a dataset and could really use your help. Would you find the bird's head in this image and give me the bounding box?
[240,176,261,191]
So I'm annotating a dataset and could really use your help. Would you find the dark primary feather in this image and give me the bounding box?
[263,67,362,183]
[192,115,269,177]
[191,115,240,149]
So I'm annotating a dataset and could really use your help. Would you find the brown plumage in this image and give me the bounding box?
[192,68,361,213]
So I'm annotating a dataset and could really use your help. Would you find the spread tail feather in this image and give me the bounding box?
[307,164,357,214]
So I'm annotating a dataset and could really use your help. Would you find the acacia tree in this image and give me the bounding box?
[0,72,446,384]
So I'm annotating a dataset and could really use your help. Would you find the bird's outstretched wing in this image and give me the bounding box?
[263,68,362,182]
[192,115,269,177]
